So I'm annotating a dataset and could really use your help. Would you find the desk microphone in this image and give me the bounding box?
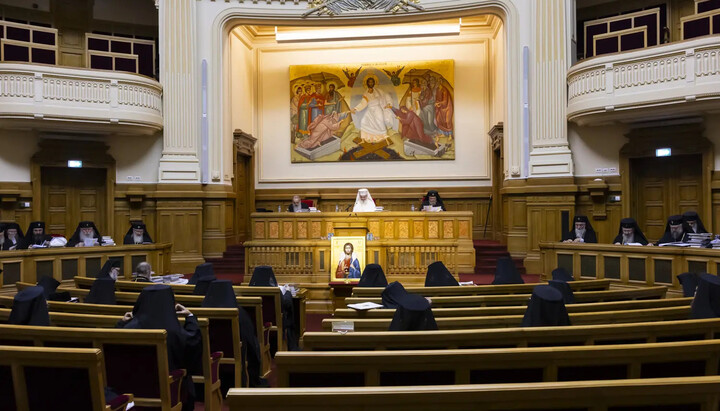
[345,204,353,212]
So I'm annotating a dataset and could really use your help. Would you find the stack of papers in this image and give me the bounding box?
[347,302,384,311]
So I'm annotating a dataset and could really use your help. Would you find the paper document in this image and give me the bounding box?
[347,302,384,311]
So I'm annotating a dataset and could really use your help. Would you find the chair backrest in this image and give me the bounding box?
[351,279,612,297]
[0,344,107,411]
[225,376,720,410]
[301,199,314,208]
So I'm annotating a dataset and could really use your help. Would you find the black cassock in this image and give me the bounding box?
[248,266,298,350]
[9,286,50,326]
[388,291,438,331]
[66,221,103,247]
[521,285,571,327]
[201,280,264,388]
[1,222,24,251]
[116,285,202,411]
[123,221,153,245]
[561,215,597,243]
[691,273,720,319]
[18,221,52,249]
[85,278,116,305]
[657,215,692,245]
[612,217,648,245]
[357,264,388,287]
[424,261,458,286]
[420,190,446,211]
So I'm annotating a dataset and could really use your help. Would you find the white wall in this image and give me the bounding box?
[0,131,37,182]
[239,33,492,189]
[568,123,628,177]
[107,134,163,183]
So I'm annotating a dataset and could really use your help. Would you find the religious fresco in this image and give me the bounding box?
[289,60,455,163]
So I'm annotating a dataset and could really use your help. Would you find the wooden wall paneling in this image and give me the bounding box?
[203,200,227,258]
[525,195,576,273]
[157,200,204,273]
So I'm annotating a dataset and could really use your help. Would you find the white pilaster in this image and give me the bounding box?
[158,0,201,182]
[528,0,573,177]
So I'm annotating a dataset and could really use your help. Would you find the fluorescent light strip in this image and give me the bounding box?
[275,21,460,42]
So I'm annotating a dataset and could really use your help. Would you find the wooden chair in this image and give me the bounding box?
[332,297,693,319]
[321,305,692,331]
[350,279,612,298]
[303,318,720,351]
[274,340,720,387]
[0,327,174,410]
[343,286,669,308]
[0,310,218,411]
[226,376,720,410]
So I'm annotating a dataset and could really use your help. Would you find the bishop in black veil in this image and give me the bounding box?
[388,292,438,331]
[657,215,692,245]
[548,280,575,304]
[357,264,388,287]
[85,260,120,304]
[123,221,153,245]
[678,272,700,298]
[691,273,720,318]
[381,281,407,309]
[116,285,202,411]
[521,285,571,327]
[424,261,458,286]
[2,222,24,250]
[9,286,50,326]
[551,267,573,282]
[683,211,708,234]
[248,265,298,350]
[420,190,446,211]
[562,215,597,243]
[613,218,648,245]
[19,221,52,249]
[66,221,103,247]
[492,256,524,285]
[201,280,264,388]
[37,275,70,302]
[188,263,216,285]
[249,265,277,287]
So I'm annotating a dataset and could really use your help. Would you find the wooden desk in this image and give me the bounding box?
[0,243,172,288]
[540,242,720,290]
[245,211,474,281]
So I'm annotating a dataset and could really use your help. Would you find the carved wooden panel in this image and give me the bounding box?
[413,221,424,238]
[311,221,321,238]
[428,221,439,238]
[283,221,293,239]
[398,221,409,239]
[297,221,308,239]
[254,222,265,239]
[269,222,279,239]
[384,221,394,239]
[443,220,454,238]
[41,167,106,237]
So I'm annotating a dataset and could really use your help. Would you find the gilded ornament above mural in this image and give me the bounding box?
[290,59,455,163]
[303,0,424,17]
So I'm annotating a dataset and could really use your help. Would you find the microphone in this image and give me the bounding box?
[345,204,353,212]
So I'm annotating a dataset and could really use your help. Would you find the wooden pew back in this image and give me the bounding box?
[350,279,612,298]
[322,306,692,331]
[274,340,720,387]
[303,318,720,351]
[226,376,720,411]
[0,345,110,411]
[0,325,176,410]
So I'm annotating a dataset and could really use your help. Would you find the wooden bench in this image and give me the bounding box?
[343,286,669,308]
[16,281,269,370]
[350,279,612,298]
[0,326,177,410]
[226,376,720,410]
[0,294,265,380]
[333,297,693,319]
[274,340,720,387]
[73,277,308,352]
[0,309,218,411]
[322,305,692,331]
[0,345,133,411]
[303,318,720,351]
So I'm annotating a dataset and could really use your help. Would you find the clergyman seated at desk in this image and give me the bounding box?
[562,215,597,243]
[2,223,24,251]
[19,221,52,249]
[134,262,154,282]
[353,188,376,212]
[287,195,309,212]
[657,215,692,245]
[613,218,649,246]
[421,190,446,211]
[123,221,153,245]
[683,211,708,234]
[67,221,103,247]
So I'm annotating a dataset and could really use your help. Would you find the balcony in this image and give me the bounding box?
[567,36,720,126]
[0,63,162,134]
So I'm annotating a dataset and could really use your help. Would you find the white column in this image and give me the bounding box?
[158,0,201,182]
[528,0,574,177]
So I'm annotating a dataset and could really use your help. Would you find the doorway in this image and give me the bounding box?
[41,167,107,237]
[631,154,703,241]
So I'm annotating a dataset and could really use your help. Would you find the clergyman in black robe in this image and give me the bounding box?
[188,263,216,285]
[691,273,720,319]
[116,285,202,411]
[424,261,459,286]
[357,264,388,287]
[521,285,571,327]
[388,291,438,331]
[37,275,70,302]
[612,218,649,245]
[683,211,708,234]
[19,221,52,249]
[287,195,310,212]
[9,286,50,326]
[201,280,265,388]
[123,221,153,245]
[2,222,24,251]
[562,215,597,243]
[656,215,692,245]
[492,256,524,285]
[66,221,103,247]
[420,190,446,211]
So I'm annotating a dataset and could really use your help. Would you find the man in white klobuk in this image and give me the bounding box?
[350,74,395,144]
[353,188,377,212]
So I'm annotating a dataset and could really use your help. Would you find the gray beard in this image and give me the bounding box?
[79,232,94,241]
[671,230,683,241]
[133,234,144,244]
[622,234,634,244]
[575,229,586,239]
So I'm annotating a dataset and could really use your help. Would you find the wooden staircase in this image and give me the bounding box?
[204,242,246,284]
[458,239,540,284]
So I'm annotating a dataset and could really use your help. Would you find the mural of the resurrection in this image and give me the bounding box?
[289,60,454,162]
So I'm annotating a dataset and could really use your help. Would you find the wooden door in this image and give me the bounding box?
[41,167,107,237]
[632,154,702,241]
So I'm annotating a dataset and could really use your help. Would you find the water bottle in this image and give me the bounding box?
[277,205,281,212]
[411,204,415,211]
[335,204,339,212]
